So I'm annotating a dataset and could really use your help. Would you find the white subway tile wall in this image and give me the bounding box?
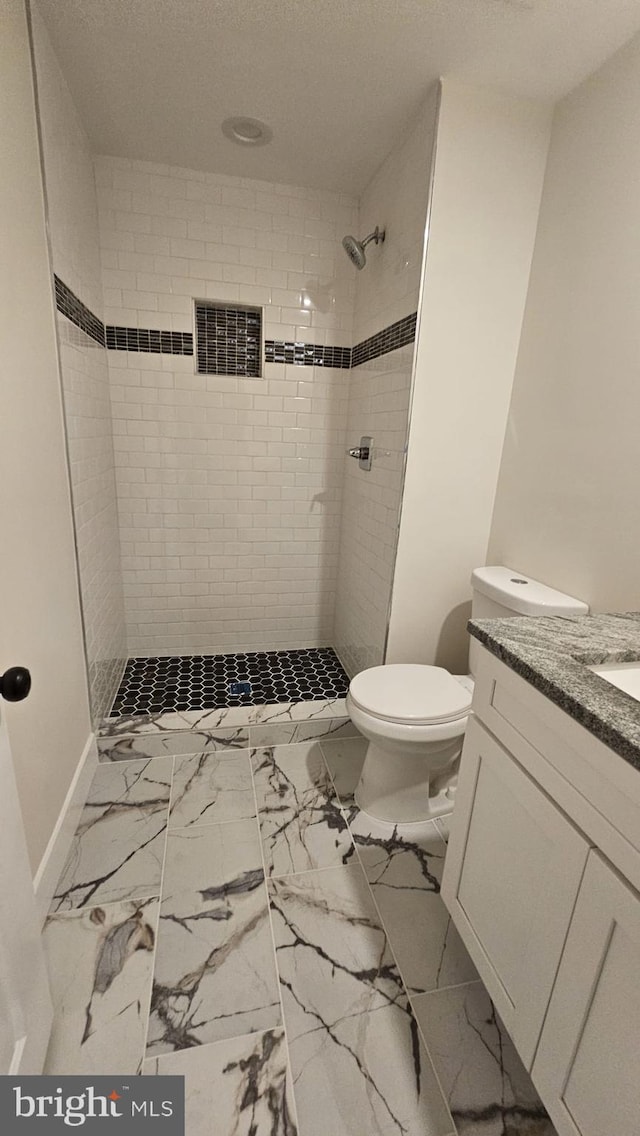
[56,319,126,717]
[96,156,358,656]
[32,11,127,722]
[334,345,415,676]
[351,99,436,347]
[333,94,438,675]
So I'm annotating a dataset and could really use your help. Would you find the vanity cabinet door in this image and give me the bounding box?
[532,850,640,1136]
[441,716,590,1068]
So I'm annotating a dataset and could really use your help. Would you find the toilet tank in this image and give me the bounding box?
[469,566,589,674]
[471,567,589,620]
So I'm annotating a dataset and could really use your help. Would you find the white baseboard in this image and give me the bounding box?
[33,731,97,925]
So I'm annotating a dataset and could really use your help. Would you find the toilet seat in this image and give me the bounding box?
[349,664,472,726]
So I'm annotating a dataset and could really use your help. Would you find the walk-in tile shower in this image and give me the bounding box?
[37,6,437,726]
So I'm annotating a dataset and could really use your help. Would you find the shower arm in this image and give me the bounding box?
[361,227,384,249]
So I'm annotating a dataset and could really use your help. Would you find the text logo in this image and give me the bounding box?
[0,1077,184,1133]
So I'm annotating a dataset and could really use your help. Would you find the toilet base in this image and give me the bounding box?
[355,784,455,826]
[354,739,460,824]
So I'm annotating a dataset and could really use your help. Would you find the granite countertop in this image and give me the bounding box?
[468,611,640,771]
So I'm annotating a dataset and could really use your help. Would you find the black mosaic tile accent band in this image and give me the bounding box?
[54,272,417,371]
[196,302,261,377]
[264,341,352,368]
[105,326,194,355]
[264,314,417,370]
[55,276,193,356]
[109,647,349,715]
[54,275,105,346]
[351,312,417,369]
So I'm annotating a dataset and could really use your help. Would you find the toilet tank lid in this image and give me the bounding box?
[349,664,472,724]
[471,566,589,617]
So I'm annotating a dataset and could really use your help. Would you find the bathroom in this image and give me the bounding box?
[1,0,640,1132]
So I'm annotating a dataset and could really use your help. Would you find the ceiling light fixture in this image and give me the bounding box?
[222,116,273,147]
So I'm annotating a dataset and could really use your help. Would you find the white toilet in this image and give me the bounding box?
[347,566,589,824]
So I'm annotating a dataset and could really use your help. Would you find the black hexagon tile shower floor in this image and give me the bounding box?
[108,647,350,716]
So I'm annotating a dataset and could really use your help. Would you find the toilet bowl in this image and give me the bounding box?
[346,566,589,825]
[346,664,473,824]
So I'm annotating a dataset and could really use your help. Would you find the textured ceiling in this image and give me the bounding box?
[36,0,640,193]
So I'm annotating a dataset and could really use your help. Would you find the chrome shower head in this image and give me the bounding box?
[342,234,366,269]
[342,226,385,270]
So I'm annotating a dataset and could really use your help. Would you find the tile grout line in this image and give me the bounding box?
[45,755,173,1071]
[139,758,176,1067]
[147,1025,296,1070]
[249,733,361,758]
[47,892,162,920]
[48,756,173,916]
[265,858,361,884]
[167,753,257,833]
[408,981,481,1136]
[247,741,303,1136]
[352,843,458,1135]
[99,755,246,769]
[433,817,450,847]
[248,741,358,877]
[410,978,483,1003]
[248,726,359,749]
[98,743,251,765]
[318,747,459,1136]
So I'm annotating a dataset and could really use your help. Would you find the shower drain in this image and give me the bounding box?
[229,681,252,697]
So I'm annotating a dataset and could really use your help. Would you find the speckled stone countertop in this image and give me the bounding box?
[468,612,640,771]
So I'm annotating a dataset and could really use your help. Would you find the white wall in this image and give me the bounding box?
[31,4,126,723]
[0,0,91,871]
[488,33,640,611]
[96,157,356,655]
[31,5,102,317]
[386,80,552,673]
[333,92,438,676]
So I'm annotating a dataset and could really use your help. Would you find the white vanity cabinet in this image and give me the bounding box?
[441,644,640,1136]
[441,715,590,1067]
[532,850,640,1136]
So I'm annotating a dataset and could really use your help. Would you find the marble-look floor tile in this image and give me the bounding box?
[144,1029,297,1135]
[169,751,255,829]
[269,866,453,1136]
[348,812,478,995]
[249,716,360,750]
[147,819,281,1055]
[251,742,353,877]
[412,982,557,1135]
[249,697,348,725]
[44,898,158,1075]
[98,727,249,762]
[320,736,368,804]
[99,698,349,738]
[52,759,172,911]
[100,708,257,738]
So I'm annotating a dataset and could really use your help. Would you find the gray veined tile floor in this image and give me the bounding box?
[43,699,557,1136]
